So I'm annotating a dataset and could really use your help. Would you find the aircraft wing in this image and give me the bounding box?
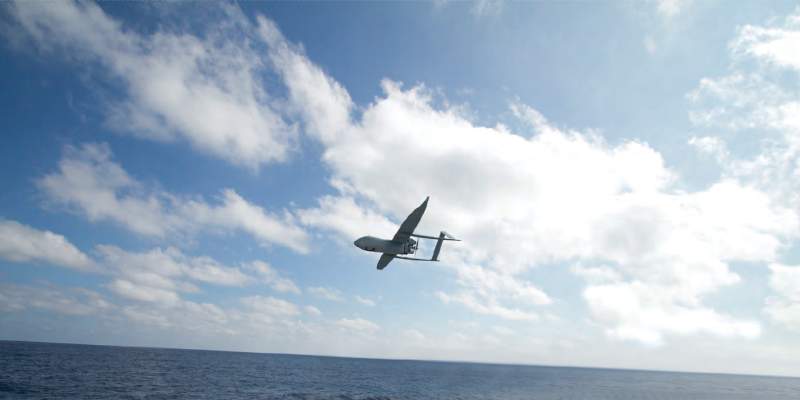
[377,253,396,270]
[392,197,429,242]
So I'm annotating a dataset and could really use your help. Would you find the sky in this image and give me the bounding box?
[2,0,800,377]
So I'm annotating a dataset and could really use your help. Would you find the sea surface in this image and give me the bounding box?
[1,341,799,399]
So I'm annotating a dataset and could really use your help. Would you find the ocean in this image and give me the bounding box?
[1,341,799,399]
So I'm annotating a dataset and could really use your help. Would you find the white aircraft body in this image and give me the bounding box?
[354,197,459,270]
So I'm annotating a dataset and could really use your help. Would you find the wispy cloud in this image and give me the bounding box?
[38,143,309,253]
[336,317,380,335]
[97,245,251,306]
[354,295,376,307]
[308,286,344,302]
[655,0,693,19]
[246,261,301,294]
[0,283,112,316]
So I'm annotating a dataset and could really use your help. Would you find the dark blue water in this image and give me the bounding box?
[2,341,799,399]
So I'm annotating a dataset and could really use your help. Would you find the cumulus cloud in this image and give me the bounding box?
[9,1,295,168]
[38,143,309,253]
[296,77,787,339]
[252,7,798,342]
[0,219,93,270]
[272,17,800,346]
[687,9,800,338]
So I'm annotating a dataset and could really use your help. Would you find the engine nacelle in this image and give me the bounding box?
[402,238,418,254]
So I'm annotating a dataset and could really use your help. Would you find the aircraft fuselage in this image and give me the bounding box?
[354,236,416,255]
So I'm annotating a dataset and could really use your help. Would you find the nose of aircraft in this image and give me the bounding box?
[353,238,362,248]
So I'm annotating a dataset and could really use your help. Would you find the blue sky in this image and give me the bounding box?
[3,0,800,376]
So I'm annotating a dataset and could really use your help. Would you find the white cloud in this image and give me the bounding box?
[182,257,251,287]
[250,13,797,343]
[765,264,800,331]
[258,17,352,144]
[570,265,622,285]
[585,282,761,346]
[0,219,93,270]
[492,326,514,336]
[241,295,300,317]
[437,291,539,321]
[471,0,503,18]
[96,245,301,310]
[0,219,302,321]
[121,299,233,334]
[0,284,112,316]
[626,8,800,343]
[402,329,426,342]
[304,80,782,339]
[298,195,397,241]
[655,0,692,19]
[688,136,729,163]
[354,295,376,307]
[336,317,380,334]
[108,279,181,305]
[644,36,657,55]
[95,244,306,317]
[731,14,800,71]
[38,143,309,253]
[308,286,344,302]
[768,264,800,303]
[245,261,301,294]
[438,265,549,321]
[7,1,799,350]
[304,305,322,316]
[122,306,171,328]
[10,1,296,168]
[688,11,800,204]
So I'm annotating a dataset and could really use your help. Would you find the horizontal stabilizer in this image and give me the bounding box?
[410,232,460,241]
[395,256,438,262]
[441,231,459,240]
